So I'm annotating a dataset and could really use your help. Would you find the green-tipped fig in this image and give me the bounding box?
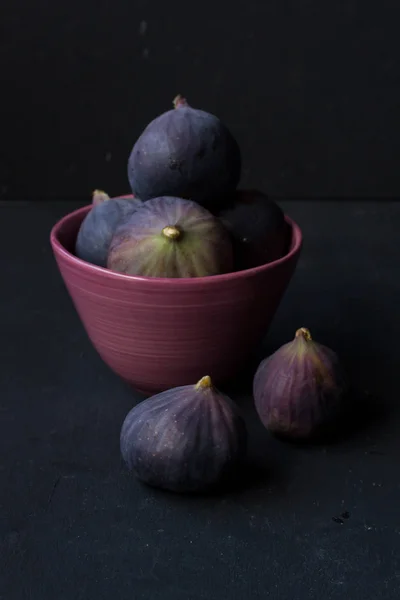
[253,328,346,439]
[107,196,234,278]
[120,375,247,493]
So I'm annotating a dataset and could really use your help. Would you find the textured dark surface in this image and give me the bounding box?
[1,1,400,199]
[1,200,400,599]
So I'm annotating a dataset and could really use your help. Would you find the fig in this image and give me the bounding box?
[120,375,247,493]
[107,196,234,278]
[92,189,110,205]
[127,95,241,208]
[217,190,289,270]
[75,196,143,267]
[253,328,346,439]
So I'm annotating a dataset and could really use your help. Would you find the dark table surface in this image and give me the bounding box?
[1,200,400,599]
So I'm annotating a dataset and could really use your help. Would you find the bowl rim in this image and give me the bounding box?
[50,201,303,287]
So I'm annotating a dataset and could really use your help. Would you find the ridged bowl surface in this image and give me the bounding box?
[50,196,302,393]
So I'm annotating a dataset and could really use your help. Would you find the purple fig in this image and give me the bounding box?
[127,95,241,209]
[107,196,234,278]
[120,375,247,493]
[253,328,346,439]
[75,196,143,267]
[217,190,289,270]
[92,189,110,205]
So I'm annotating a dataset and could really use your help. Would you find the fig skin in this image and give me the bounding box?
[75,196,143,267]
[253,328,346,440]
[127,95,241,209]
[107,196,234,278]
[120,375,248,493]
[217,190,289,270]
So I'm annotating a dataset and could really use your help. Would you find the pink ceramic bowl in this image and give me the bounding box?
[50,198,302,394]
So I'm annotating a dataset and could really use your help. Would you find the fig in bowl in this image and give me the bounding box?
[50,194,302,394]
[216,190,289,270]
[108,196,233,278]
[75,194,142,267]
[127,95,241,209]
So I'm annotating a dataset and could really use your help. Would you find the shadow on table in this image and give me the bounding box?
[268,386,388,449]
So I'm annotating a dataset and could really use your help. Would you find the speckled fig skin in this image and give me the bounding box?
[75,196,143,267]
[127,95,241,209]
[253,328,346,439]
[107,196,234,278]
[217,190,289,270]
[120,376,248,493]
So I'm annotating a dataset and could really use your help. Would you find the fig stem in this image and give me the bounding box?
[173,94,189,109]
[162,225,181,240]
[195,375,213,390]
[295,327,312,341]
[92,189,110,201]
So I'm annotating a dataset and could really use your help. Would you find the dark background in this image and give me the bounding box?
[1,0,400,201]
[2,2,400,593]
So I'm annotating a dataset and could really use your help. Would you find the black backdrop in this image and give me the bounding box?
[1,0,399,200]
